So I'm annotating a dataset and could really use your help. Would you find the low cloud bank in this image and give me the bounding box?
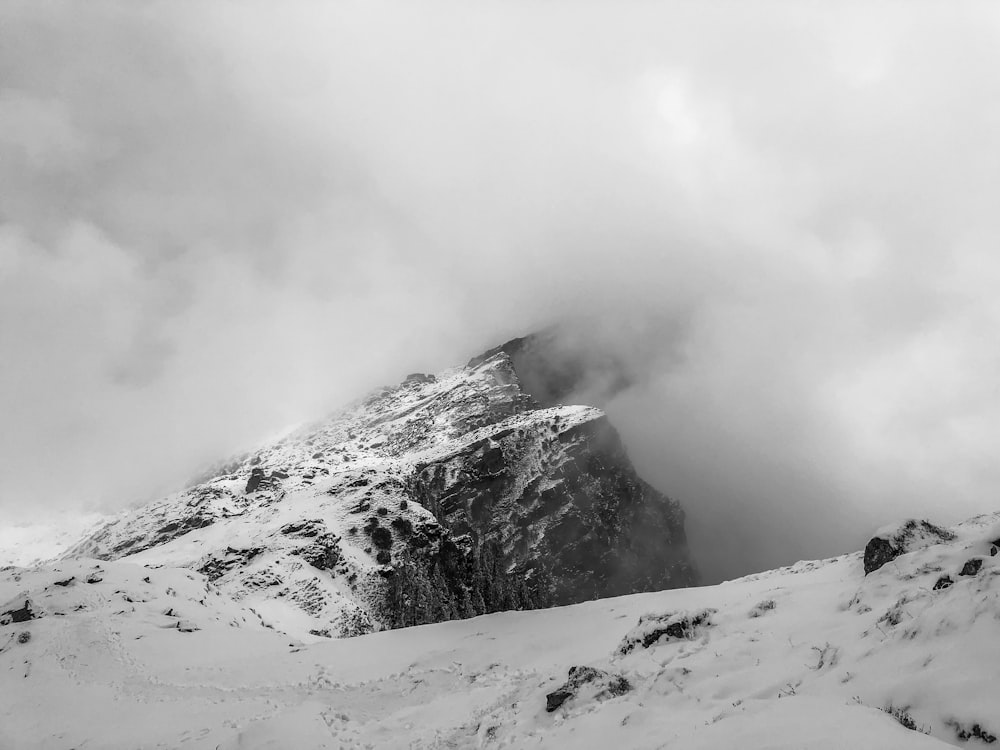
[2,1,1000,579]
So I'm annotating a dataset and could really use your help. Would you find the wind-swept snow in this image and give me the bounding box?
[2,512,998,748]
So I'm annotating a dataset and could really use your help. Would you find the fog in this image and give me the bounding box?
[3,1,1000,581]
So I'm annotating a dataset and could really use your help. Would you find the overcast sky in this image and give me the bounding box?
[3,1,1000,581]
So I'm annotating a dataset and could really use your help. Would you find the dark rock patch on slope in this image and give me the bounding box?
[410,411,694,605]
[863,520,956,575]
[545,665,631,712]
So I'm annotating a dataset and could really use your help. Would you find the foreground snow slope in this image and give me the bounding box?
[2,512,998,749]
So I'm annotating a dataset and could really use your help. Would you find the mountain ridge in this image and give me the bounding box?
[61,336,695,637]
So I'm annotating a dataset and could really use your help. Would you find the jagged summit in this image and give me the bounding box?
[469,329,636,408]
[63,338,695,637]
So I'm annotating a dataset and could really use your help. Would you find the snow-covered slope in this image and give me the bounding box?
[0,512,110,568]
[3,512,998,748]
[61,345,693,637]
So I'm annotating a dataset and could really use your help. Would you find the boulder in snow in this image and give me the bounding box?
[617,608,716,655]
[0,599,34,625]
[863,520,956,575]
[932,575,953,590]
[959,558,984,577]
[545,665,630,712]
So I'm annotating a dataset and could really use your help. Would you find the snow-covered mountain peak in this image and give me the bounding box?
[61,341,694,638]
[3,332,998,746]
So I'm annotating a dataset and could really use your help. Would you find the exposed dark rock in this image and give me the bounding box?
[638,616,703,646]
[960,558,984,577]
[375,535,549,630]
[947,720,997,744]
[863,538,899,576]
[618,609,716,655]
[245,468,288,495]
[245,468,267,493]
[863,520,956,575]
[280,520,323,538]
[53,576,75,587]
[158,514,216,537]
[1,600,34,625]
[86,572,103,584]
[371,526,393,550]
[410,413,694,605]
[292,534,341,571]
[933,575,953,590]
[113,538,139,554]
[545,665,631,712]
[242,569,282,589]
[390,517,413,536]
[198,547,265,581]
[545,687,574,713]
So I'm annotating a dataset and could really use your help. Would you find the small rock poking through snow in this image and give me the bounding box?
[545,665,631,712]
[616,608,716,655]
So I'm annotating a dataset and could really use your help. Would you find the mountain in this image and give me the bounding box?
[3,512,998,748]
[62,335,695,637]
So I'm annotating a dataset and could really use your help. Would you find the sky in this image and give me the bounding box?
[2,1,1000,581]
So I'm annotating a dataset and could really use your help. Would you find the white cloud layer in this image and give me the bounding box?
[3,0,1000,580]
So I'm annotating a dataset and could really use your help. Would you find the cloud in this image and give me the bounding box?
[2,1,1000,580]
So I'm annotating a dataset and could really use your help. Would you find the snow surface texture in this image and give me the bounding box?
[2,512,998,748]
[0,513,109,568]
[59,349,692,637]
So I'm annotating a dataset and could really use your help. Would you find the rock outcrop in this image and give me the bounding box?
[616,608,716,655]
[63,335,696,637]
[863,519,956,575]
[0,599,34,626]
[545,665,631,712]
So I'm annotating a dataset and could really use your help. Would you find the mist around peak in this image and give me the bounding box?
[3,2,1000,582]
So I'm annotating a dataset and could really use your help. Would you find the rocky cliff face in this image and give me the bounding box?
[64,336,695,637]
